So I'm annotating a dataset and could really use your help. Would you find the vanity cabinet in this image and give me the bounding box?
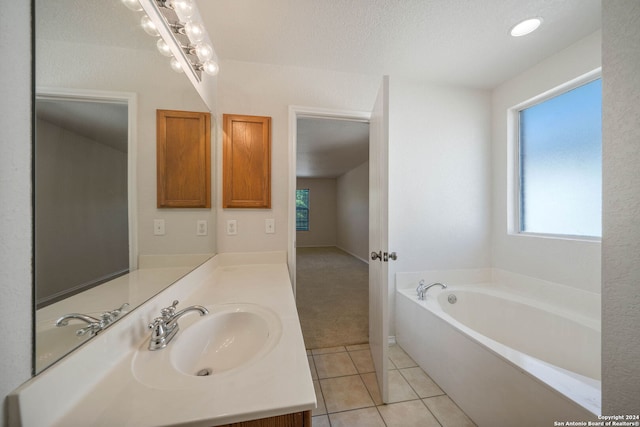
[216,410,311,427]
[157,109,211,208]
[223,114,271,209]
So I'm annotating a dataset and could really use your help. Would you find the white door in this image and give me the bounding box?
[369,76,390,403]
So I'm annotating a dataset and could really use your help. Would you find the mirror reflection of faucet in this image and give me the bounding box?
[148,300,209,351]
[416,280,447,300]
[55,303,130,337]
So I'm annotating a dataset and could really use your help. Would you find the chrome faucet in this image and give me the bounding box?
[148,300,208,351]
[56,303,130,337]
[56,313,104,336]
[416,280,447,300]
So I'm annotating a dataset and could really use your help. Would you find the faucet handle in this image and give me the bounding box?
[149,317,164,328]
[160,300,179,318]
[148,317,166,338]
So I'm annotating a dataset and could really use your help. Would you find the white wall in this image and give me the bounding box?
[336,161,370,261]
[602,0,640,413]
[387,78,492,336]
[296,178,337,247]
[35,119,129,304]
[491,31,602,294]
[36,39,216,257]
[0,2,32,424]
[216,60,380,253]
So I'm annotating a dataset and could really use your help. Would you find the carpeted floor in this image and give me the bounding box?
[296,246,369,349]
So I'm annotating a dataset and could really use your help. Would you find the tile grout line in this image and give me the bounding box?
[312,344,475,426]
[346,347,390,427]
[309,351,330,424]
[393,344,473,427]
[388,345,446,426]
[397,365,448,400]
[322,347,386,425]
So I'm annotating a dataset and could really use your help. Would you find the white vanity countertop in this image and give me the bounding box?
[11,252,316,427]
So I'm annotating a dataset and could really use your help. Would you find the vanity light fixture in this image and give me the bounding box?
[184,21,206,43]
[156,39,173,57]
[122,0,144,12]
[170,57,184,73]
[140,15,160,37]
[122,0,220,79]
[169,0,194,19]
[510,17,543,37]
[194,43,214,61]
[199,60,219,76]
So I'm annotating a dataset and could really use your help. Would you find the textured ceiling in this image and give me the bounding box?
[36,0,152,50]
[297,118,369,178]
[199,0,601,178]
[35,1,136,154]
[36,1,602,178]
[36,100,128,153]
[198,0,601,89]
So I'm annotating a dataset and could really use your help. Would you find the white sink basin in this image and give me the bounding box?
[132,303,282,390]
[171,309,272,376]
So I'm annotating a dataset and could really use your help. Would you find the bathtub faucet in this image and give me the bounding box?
[416,281,447,300]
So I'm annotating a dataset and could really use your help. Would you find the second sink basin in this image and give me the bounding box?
[132,303,282,390]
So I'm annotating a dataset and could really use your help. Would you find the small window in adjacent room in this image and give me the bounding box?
[517,77,602,238]
[296,189,310,231]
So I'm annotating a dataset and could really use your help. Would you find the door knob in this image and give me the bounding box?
[371,251,382,261]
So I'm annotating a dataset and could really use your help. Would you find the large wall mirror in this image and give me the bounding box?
[34,0,215,374]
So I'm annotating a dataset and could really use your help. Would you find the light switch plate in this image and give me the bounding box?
[265,218,275,234]
[227,220,237,235]
[154,219,165,236]
[197,220,207,236]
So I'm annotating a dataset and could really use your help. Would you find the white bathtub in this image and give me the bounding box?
[396,280,601,427]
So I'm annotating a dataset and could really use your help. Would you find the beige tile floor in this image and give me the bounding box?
[308,344,476,427]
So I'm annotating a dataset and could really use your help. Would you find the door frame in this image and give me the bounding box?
[287,105,371,295]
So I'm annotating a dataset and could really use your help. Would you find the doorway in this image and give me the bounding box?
[34,88,137,307]
[288,107,371,349]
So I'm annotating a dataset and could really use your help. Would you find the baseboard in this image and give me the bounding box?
[335,245,369,264]
[388,335,397,345]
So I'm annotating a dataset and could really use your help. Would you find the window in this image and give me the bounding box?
[296,189,310,231]
[517,77,602,238]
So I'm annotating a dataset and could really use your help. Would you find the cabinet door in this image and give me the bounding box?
[215,410,311,426]
[157,109,211,208]
[223,114,271,209]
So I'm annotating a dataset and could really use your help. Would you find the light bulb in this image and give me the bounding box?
[141,16,160,37]
[170,0,194,19]
[184,22,205,43]
[195,43,214,61]
[156,39,173,57]
[121,0,143,12]
[203,60,219,76]
[170,57,184,73]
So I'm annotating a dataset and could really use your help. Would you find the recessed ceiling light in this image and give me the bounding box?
[510,18,543,37]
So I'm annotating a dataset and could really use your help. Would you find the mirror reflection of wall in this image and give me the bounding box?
[34,0,216,374]
[35,99,129,308]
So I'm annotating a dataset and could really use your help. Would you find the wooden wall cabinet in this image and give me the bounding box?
[157,109,211,208]
[223,114,271,209]
[216,410,311,427]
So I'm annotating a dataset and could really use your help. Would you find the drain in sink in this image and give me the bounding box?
[196,368,213,376]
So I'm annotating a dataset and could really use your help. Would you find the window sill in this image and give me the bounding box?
[508,231,601,243]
